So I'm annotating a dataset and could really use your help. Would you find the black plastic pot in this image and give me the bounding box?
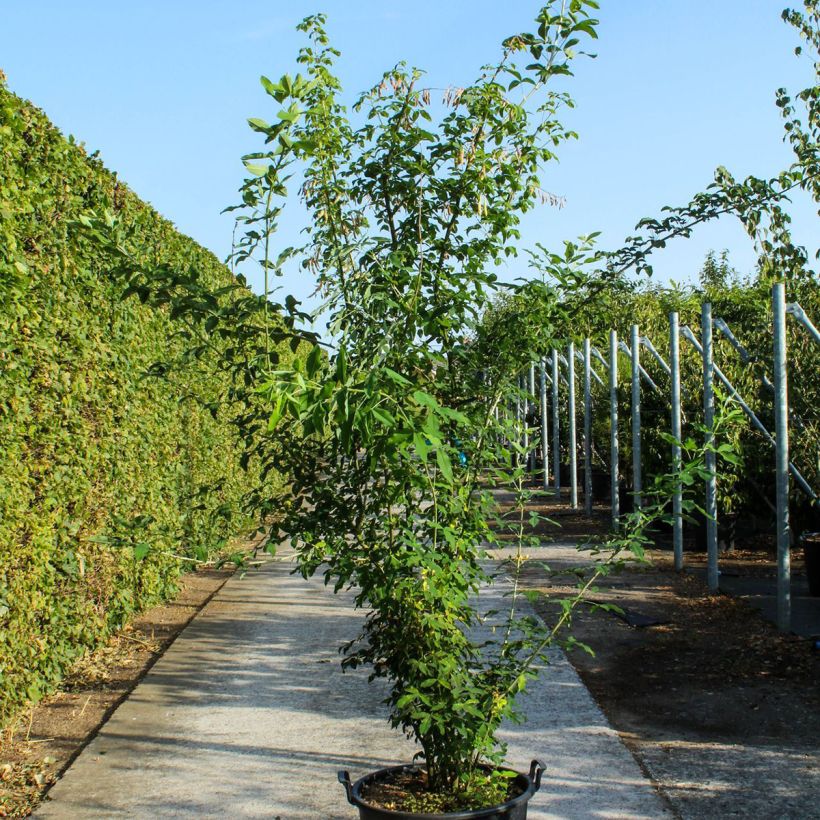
[580,469,610,501]
[338,759,545,820]
[559,463,571,486]
[801,532,820,597]
[688,512,738,553]
[617,481,635,516]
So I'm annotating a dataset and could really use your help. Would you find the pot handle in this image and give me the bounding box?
[529,759,546,792]
[338,770,355,805]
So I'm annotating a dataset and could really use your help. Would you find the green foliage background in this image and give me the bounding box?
[0,80,278,724]
[478,261,820,533]
[594,272,820,528]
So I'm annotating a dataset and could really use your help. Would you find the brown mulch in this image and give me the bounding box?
[537,555,820,816]
[518,510,820,815]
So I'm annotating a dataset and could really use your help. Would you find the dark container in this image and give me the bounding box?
[802,532,820,597]
[618,481,635,516]
[338,760,545,820]
[583,469,611,501]
[559,462,571,486]
[688,512,738,553]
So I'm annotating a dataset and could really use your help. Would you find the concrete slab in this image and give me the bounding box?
[38,551,669,819]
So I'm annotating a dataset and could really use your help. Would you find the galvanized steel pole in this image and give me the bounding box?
[521,372,529,470]
[529,362,537,473]
[568,341,578,509]
[609,330,619,528]
[517,373,523,465]
[516,373,522,419]
[552,349,561,493]
[583,338,593,515]
[682,325,815,501]
[773,283,791,632]
[786,301,820,346]
[670,312,684,571]
[630,324,642,510]
[702,303,719,592]
[540,357,549,490]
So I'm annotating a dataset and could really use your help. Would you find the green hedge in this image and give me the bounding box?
[0,80,278,724]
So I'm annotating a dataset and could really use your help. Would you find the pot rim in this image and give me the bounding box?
[338,759,545,819]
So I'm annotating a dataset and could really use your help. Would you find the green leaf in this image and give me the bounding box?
[133,543,151,561]
[268,394,286,432]
[260,75,284,99]
[437,406,470,425]
[306,344,323,377]
[412,390,439,410]
[335,347,348,383]
[372,407,396,427]
[436,449,453,483]
[413,433,431,461]
[243,160,269,177]
[247,117,270,133]
[382,367,411,386]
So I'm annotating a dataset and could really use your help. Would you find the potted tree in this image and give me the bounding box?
[98,3,717,807]
[230,3,609,814]
[224,2,634,815]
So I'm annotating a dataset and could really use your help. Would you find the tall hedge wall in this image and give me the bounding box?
[0,79,277,724]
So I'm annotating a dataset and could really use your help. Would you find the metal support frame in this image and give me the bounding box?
[619,340,661,393]
[583,338,593,515]
[591,346,608,369]
[630,324,642,511]
[716,314,808,434]
[681,326,816,501]
[568,341,578,509]
[574,348,605,386]
[521,372,529,470]
[670,313,684,571]
[609,330,619,528]
[528,362,536,472]
[774,284,791,632]
[702,303,719,592]
[552,350,561,493]
[787,301,820,346]
[640,336,672,376]
[535,287,811,630]
[540,357,549,490]
[715,317,751,363]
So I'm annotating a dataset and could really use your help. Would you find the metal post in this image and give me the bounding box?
[552,349,561,493]
[609,330,619,527]
[630,324,642,510]
[670,312,684,571]
[583,338,593,515]
[641,336,672,376]
[521,372,529,470]
[517,373,523,464]
[568,341,578,509]
[682,325,815,501]
[529,362,537,473]
[540,357,549,490]
[773,283,791,632]
[702,302,719,592]
[786,301,820,346]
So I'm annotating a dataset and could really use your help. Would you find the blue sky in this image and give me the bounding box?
[1,1,816,316]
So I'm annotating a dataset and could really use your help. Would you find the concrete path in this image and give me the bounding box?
[38,550,670,819]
